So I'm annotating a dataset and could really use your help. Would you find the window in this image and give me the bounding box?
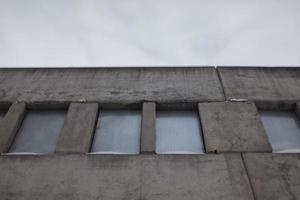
[156,111,204,154]
[91,110,141,154]
[260,111,300,153]
[0,110,5,124]
[9,110,66,154]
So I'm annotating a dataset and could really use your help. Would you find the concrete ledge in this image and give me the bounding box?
[243,153,300,200]
[198,102,272,153]
[0,67,224,104]
[0,154,254,200]
[218,67,300,101]
[0,102,26,153]
[141,102,156,153]
[55,103,98,154]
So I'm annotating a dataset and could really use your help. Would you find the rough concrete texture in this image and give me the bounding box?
[0,154,253,200]
[218,67,300,101]
[0,68,224,105]
[0,102,26,153]
[141,102,156,153]
[198,102,272,152]
[243,153,300,200]
[56,103,98,153]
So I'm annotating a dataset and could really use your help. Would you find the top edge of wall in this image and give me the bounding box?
[0,66,299,70]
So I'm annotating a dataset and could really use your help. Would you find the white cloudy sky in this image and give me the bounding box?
[0,0,299,67]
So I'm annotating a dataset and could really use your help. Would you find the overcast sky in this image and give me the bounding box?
[0,0,299,67]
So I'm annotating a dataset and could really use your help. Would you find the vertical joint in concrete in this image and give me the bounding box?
[296,102,300,119]
[0,102,26,153]
[55,103,98,154]
[141,102,156,153]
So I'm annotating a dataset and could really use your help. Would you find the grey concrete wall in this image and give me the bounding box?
[0,67,224,107]
[218,67,300,102]
[198,102,272,153]
[0,67,300,199]
[243,153,300,200]
[0,154,254,200]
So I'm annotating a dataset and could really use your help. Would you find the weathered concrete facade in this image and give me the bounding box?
[0,67,224,107]
[55,103,98,154]
[0,154,254,200]
[218,67,300,102]
[198,102,272,153]
[243,153,300,200]
[141,102,156,153]
[0,102,26,153]
[0,67,300,199]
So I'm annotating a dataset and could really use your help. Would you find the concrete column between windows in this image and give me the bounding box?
[296,102,300,119]
[141,102,156,153]
[55,103,98,154]
[0,102,26,153]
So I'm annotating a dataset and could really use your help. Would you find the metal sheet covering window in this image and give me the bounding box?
[156,111,204,154]
[9,110,66,154]
[260,111,300,153]
[91,110,141,154]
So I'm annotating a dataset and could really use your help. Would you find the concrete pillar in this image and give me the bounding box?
[0,102,26,153]
[55,103,98,154]
[141,102,156,153]
[296,102,300,119]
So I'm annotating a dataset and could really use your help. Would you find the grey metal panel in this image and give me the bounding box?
[260,111,300,153]
[156,111,204,154]
[91,110,141,154]
[9,110,66,154]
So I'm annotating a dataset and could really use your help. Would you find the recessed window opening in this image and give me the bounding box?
[0,110,6,124]
[90,110,141,154]
[260,111,300,153]
[9,110,66,154]
[156,110,204,154]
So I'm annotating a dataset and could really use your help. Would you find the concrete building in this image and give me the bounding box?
[0,67,300,200]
